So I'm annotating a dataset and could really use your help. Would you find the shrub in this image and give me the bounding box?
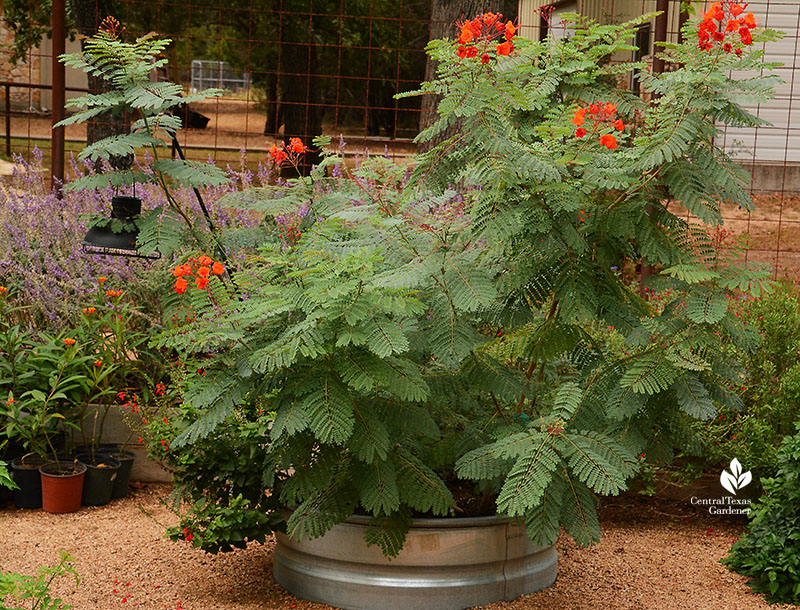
[723,421,800,604]
[68,10,779,559]
[695,281,800,480]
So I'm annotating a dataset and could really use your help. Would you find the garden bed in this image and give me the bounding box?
[0,484,790,610]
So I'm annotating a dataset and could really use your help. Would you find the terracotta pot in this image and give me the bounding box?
[39,461,86,514]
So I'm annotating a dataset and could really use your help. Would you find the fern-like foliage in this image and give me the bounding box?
[58,25,226,257]
[134,10,779,559]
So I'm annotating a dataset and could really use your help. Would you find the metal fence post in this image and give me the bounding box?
[51,0,66,193]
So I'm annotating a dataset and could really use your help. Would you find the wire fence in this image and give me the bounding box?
[0,0,798,276]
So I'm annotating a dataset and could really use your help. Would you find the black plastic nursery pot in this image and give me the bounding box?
[75,453,121,506]
[10,457,45,509]
[106,450,135,499]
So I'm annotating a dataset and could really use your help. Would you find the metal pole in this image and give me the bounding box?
[640,0,670,296]
[5,84,10,158]
[651,0,670,77]
[51,0,66,193]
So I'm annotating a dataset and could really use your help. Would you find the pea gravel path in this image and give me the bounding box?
[0,484,792,610]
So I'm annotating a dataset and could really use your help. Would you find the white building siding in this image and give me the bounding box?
[716,1,800,163]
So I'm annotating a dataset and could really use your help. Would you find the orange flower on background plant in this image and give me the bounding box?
[212,261,225,275]
[288,137,307,154]
[98,277,107,283]
[94,359,103,367]
[572,109,586,126]
[175,277,188,294]
[614,119,625,131]
[575,128,587,138]
[196,277,210,290]
[269,144,288,165]
[698,1,756,53]
[0,286,6,293]
[105,289,123,298]
[63,338,76,346]
[197,266,211,278]
[454,13,516,62]
[600,134,618,149]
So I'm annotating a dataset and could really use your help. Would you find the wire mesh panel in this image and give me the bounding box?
[0,0,798,275]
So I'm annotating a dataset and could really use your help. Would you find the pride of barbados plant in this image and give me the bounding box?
[396,11,780,545]
[56,16,230,258]
[71,11,780,559]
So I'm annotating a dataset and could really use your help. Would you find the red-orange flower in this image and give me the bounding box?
[98,277,107,283]
[459,26,474,44]
[212,262,225,275]
[604,102,617,115]
[600,134,618,150]
[744,12,756,28]
[572,108,587,126]
[94,359,103,367]
[456,45,468,58]
[63,338,76,346]
[198,255,213,266]
[0,286,6,293]
[504,20,516,40]
[197,266,211,278]
[172,266,185,277]
[175,277,188,294]
[575,128,587,138]
[288,137,306,153]
[739,27,752,45]
[496,41,512,56]
[614,119,625,131]
[196,277,210,290]
[481,53,490,64]
[705,2,724,21]
[730,3,744,17]
[105,289,123,298]
[269,144,288,165]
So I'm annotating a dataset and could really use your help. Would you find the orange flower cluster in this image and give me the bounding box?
[698,2,756,54]
[82,306,97,315]
[172,255,225,294]
[455,12,516,61]
[572,102,624,149]
[94,359,103,367]
[63,338,76,346]
[0,286,6,294]
[98,277,107,283]
[269,137,308,165]
[105,289,123,298]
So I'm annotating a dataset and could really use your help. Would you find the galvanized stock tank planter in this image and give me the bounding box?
[273,515,558,610]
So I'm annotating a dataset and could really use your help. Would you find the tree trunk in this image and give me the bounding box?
[418,0,517,152]
[70,0,129,167]
[277,22,323,175]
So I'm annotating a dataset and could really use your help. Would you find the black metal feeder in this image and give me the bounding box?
[81,195,161,259]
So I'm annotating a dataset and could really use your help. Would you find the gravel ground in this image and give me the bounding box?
[0,484,792,610]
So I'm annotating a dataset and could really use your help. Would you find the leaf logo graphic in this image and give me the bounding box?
[720,458,752,495]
